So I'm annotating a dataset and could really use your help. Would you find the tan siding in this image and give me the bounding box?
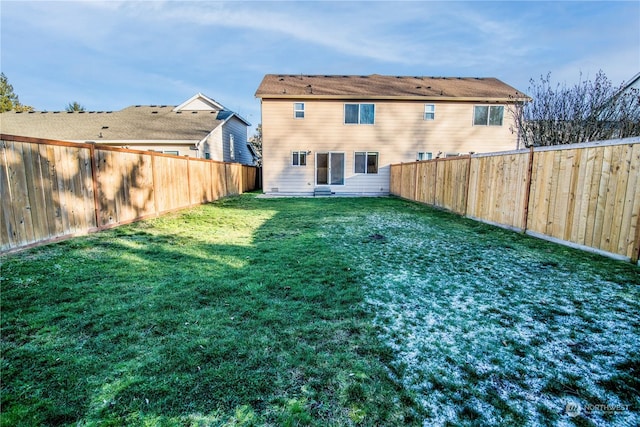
[261,99,518,193]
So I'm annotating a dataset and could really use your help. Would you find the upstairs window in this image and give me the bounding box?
[230,134,235,160]
[424,104,435,120]
[345,103,375,124]
[294,103,305,119]
[292,151,307,166]
[474,105,504,126]
[354,152,378,174]
[417,152,432,161]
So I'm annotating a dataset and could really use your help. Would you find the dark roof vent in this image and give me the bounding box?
[102,126,109,129]
[151,111,158,114]
[191,111,197,114]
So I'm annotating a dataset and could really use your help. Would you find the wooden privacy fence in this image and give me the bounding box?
[1,134,259,254]
[390,137,640,264]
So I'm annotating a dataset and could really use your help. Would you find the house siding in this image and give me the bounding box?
[222,116,253,165]
[203,127,224,161]
[261,99,518,194]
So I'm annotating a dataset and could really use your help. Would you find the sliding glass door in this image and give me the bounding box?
[316,152,344,185]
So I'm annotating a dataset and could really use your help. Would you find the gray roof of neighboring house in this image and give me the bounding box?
[255,74,528,101]
[0,105,241,142]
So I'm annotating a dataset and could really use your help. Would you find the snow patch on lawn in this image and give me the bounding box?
[322,209,640,426]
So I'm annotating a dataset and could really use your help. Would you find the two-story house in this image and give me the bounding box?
[255,74,528,195]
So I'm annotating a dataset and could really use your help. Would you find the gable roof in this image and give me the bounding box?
[0,94,250,142]
[173,92,226,112]
[255,74,528,102]
[621,72,640,92]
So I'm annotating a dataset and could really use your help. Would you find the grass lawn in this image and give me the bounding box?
[1,194,639,426]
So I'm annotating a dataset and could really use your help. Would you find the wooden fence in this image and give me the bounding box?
[1,135,259,254]
[390,137,640,264]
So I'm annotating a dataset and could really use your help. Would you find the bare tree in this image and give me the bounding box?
[510,71,640,147]
[248,124,262,166]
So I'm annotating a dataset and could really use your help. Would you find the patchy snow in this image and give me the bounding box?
[321,207,640,426]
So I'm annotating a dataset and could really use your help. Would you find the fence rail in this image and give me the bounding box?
[1,134,259,254]
[390,137,640,264]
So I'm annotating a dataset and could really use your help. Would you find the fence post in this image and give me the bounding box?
[151,152,159,216]
[398,163,403,198]
[632,210,640,264]
[434,157,439,206]
[186,156,192,206]
[521,146,535,232]
[464,155,472,216]
[88,144,101,230]
[413,162,419,201]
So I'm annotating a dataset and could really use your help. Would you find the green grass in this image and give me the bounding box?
[1,194,639,426]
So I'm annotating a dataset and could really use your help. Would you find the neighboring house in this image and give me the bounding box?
[621,72,640,92]
[255,74,528,196]
[0,93,256,165]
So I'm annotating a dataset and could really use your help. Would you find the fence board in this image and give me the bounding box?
[0,141,11,249]
[390,165,402,195]
[593,146,613,250]
[189,160,212,204]
[415,162,435,204]
[618,144,640,256]
[9,142,34,244]
[23,141,49,241]
[401,164,416,200]
[572,147,592,245]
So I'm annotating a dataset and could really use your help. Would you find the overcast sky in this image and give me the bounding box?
[2,1,638,130]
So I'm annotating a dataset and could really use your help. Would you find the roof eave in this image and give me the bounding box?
[256,94,530,103]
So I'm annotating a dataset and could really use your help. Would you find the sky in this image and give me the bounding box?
[1,0,639,131]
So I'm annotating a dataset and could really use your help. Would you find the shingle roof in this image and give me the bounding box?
[255,74,527,101]
[0,105,229,141]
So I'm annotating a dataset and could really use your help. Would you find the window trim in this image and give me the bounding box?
[294,102,305,119]
[473,105,504,126]
[417,152,433,161]
[354,151,379,174]
[344,103,375,125]
[291,150,307,166]
[424,104,435,121]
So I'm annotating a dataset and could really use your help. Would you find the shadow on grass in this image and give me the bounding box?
[1,195,422,426]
